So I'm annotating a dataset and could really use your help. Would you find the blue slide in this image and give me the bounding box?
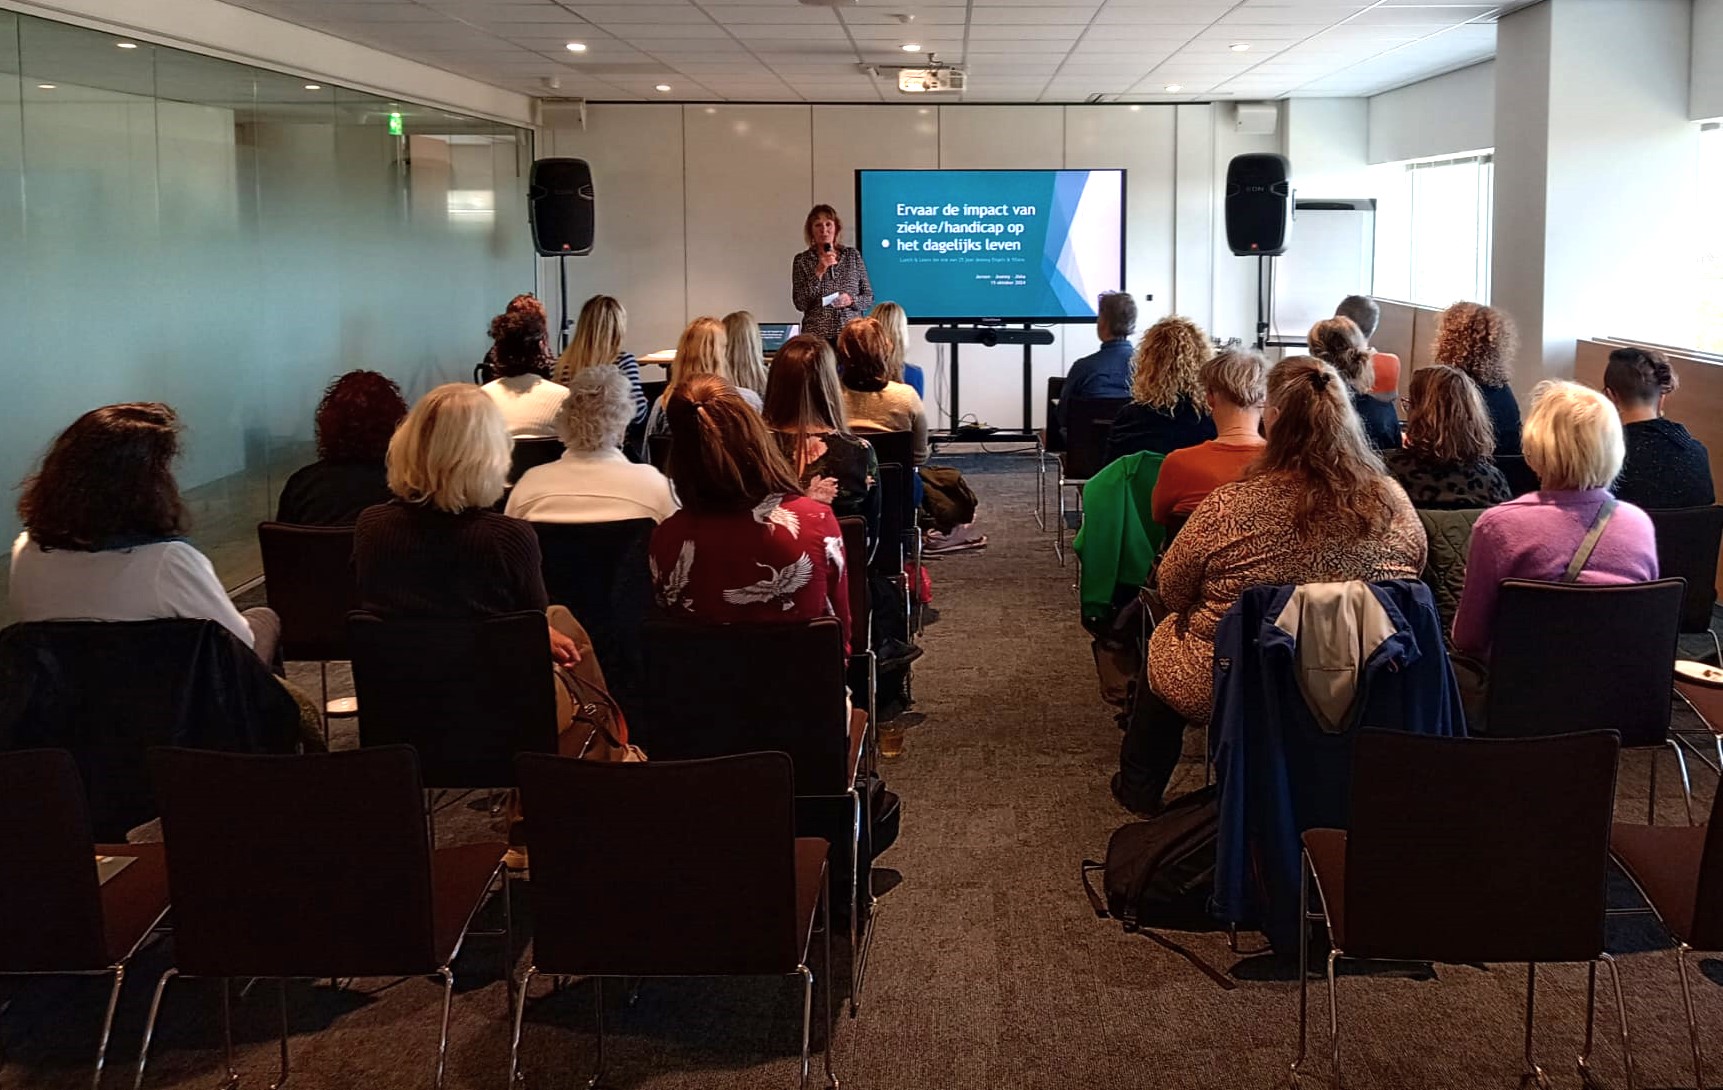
[856,169,1125,323]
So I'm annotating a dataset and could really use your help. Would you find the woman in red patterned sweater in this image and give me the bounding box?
[650,375,851,652]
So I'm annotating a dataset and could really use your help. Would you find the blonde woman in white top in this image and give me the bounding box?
[480,308,568,438]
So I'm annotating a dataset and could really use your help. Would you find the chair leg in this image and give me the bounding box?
[589,978,607,1090]
[220,978,239,1090]
[1056,484,1067,566]
[1603,953,1636,1090]
[848,787,863,1018]
[268,980,290,1090]
[1670,739,1697,825]
[318,661,331,746]
[1523,963,1550,1088]
[1649,748,1659,826]
[131,968,177,1090]
[798,965,814,1090]
[92,966,125,1090]
[1326,949,1343,1087]
[1710,629,1722,668]
[1291,854,1311,1086]
[502,870,517,1014]
[1035,451,1047,532]
[1677,944,1706,1090]
[822,887,839,1090]
[509,965,537,1087]
[433,967,455,1090]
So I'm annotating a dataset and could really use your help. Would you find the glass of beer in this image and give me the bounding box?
[877,722,906,758]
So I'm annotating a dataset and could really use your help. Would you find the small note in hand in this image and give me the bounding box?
[95,855,135,885]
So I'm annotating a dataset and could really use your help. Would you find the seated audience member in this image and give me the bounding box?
[478,293,551,383]
[650,375,850,651]
[353,384,585,676]
[1336,294,1400,401]
[1149,348,1268,527]
[1451,380,1658,659]
[554,294,647,425]
[1435,301,1522,456]
[1381,366,1512,510]
[1603,345,1715,509]
[724,310,771,401]
[276,370,408,526]
[762,334,879,530]
[643,316,760,450]
[10,403,282,666]
[1055,292,1138,440]
[1308,316,1400,449]
[506,367,677,525]
[1105,316,1217,464]
[481,308,568,439]
[839,316,929,466]
[872,301,926,398]
[1115,357,1425,814]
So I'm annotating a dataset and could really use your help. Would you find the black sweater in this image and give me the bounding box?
[1614,417,1715,510]
[353,501,548,619]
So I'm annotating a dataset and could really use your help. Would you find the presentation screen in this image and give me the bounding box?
[855,168,1125,324]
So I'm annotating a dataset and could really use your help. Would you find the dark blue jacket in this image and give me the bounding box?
[1209,580,1464,953]
[1056,339,1134,432]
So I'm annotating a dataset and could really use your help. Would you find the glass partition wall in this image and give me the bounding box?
[0,12,533,607]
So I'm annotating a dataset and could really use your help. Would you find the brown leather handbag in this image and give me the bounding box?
[558,666,645,763]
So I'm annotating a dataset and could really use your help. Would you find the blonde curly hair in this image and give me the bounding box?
[1433,301,1516,387]
[1129,316,1211,411]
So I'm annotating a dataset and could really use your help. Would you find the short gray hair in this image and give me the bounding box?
[555,366,634,452]
[1335,295,1380,339]
[1098,291,1138,339]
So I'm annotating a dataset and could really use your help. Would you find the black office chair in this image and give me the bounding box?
[348,611,559,798]
[1485,577,1689,822]
[508,437,564,485]
[866,430,921,637]
[531,519,655,721]
[257,521,359,741]
[1037,376,1067,531]
[1647,505,1723,663]
[1056,396,1131,564]
[646,432,673,473]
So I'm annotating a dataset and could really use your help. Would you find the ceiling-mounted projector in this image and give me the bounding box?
[898,67,966,93]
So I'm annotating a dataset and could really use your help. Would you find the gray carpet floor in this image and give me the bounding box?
[7,450,1723,1089]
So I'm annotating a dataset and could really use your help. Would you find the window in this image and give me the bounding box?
[1370,153,1494,309]
[1695,124,1723,352]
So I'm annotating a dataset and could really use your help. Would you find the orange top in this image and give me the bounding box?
[1151,440,1265,526]
[1370,351,1401,397]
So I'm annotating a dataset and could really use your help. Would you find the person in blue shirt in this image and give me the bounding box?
[1054,292,1139,445]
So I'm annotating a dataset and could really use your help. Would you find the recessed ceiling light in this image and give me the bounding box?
[304,84,321,90]
[901,42,922,52]
[1230,43,1251,52]
[36,83,55,90]
[655,84,671,92]
[565,41,587,53]
[1164,83,1182,92]
[116,41,138,49]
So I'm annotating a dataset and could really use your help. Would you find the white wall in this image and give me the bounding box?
[1285,98,1373,195]
[1368,62,1495,165]
[1490,4,1552,395]
[540,101,1271,430]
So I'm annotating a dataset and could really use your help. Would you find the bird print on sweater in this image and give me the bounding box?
[722,554,815,610]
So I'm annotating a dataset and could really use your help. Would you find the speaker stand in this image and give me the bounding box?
[557,255,572,352]
[1254,254,1275,352]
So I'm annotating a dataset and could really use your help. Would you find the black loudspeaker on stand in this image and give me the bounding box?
[1224,153,1292,350]
[529,158,596,349]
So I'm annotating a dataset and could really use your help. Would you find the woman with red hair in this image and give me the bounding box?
[277,370,409,526]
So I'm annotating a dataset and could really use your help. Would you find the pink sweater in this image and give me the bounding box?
[1451,488,1658,657]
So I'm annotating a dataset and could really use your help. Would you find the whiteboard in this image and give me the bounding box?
[1272,199,1375,342]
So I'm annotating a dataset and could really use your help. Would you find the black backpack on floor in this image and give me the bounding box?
[1082,786,1218,932]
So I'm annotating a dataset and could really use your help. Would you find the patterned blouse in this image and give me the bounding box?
[791,245,874,339]
[1147,472,1426,723]
[772,430,880,531]
[649,493,852,653]
[1380,449,1512,510]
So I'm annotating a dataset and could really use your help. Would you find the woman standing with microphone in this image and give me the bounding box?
[792,204,873,342]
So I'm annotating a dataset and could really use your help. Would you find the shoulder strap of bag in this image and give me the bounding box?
[1562,497,1619,582]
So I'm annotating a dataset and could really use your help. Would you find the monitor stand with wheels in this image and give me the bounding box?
[925,323,1053,446]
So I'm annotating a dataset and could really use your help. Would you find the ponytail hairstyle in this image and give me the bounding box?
[664,374,803,514]
[1249,355,1395,540]
[1306,316,1374,393]
[1603,345,1677,408]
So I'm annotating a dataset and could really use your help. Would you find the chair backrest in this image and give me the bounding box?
[257,521,359,662]
[531,519,655,707]
[509,437,565,485]
[1063,397,1131,480]
[1044,376,1067,451]
[515,751,803,976]
[1645,505,1723,635]
[637,617,849,795]
[838,516,870,650]
[647,433,673,473]
[0,749,109,971]
[1687,791,1723,948]
[0,619,303,840]
[1343,729,1620,963]
[348,610,558,789]
[1493,454,1541,497]
[149,746,440,978]
[1485,578,1684,747]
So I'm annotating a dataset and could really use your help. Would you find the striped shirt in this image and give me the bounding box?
[615,350,648,424]
[791,245,874,339]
